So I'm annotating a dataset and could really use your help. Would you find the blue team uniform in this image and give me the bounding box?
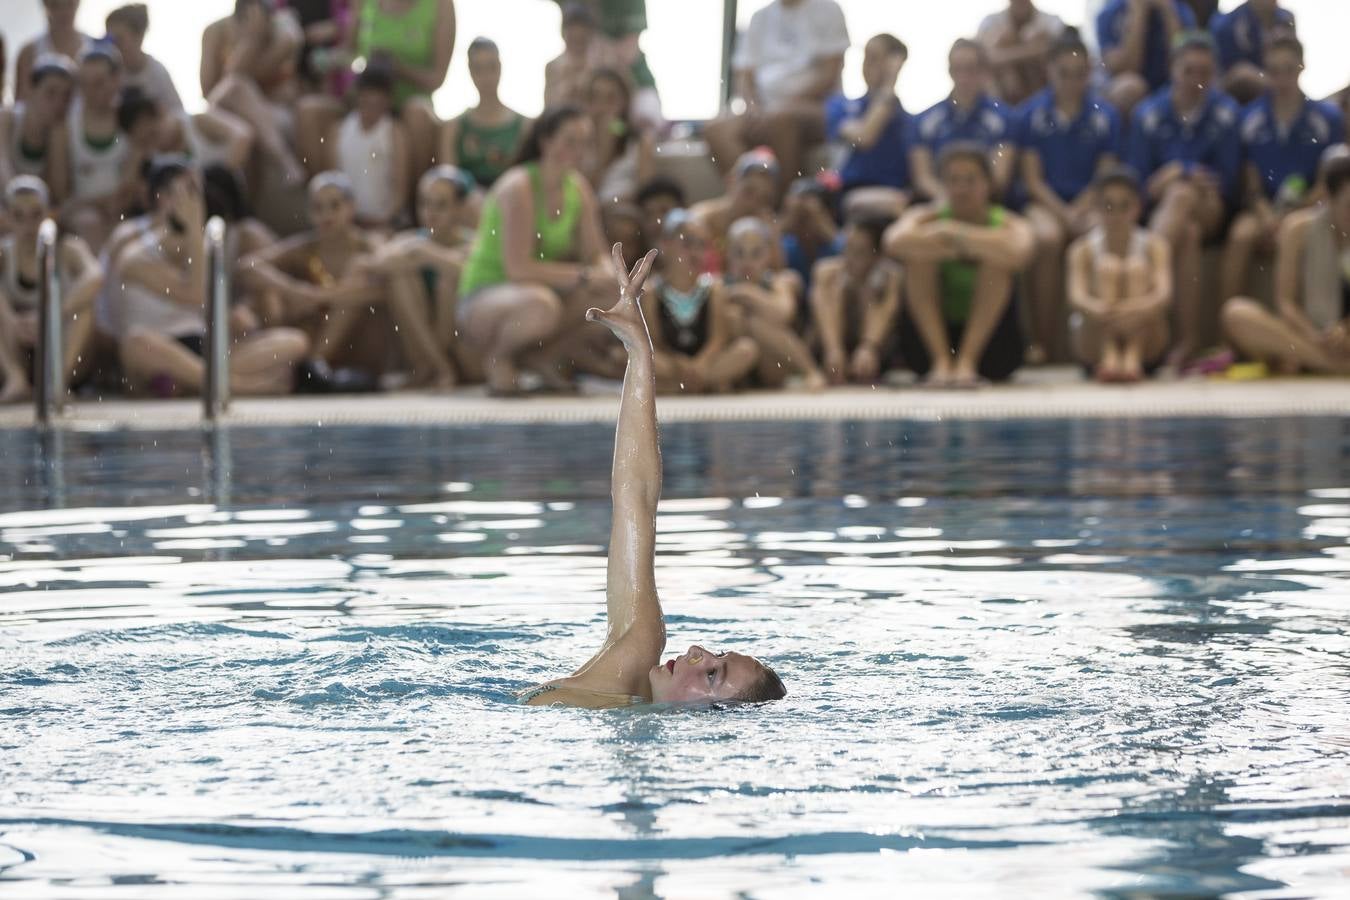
[1127,87,1243,207]
[1014,89,1122,203]
[1096,0,1198,91]
[1240,94,1344,201]
[914,93,1012,156]
[1210,2,1296,71]
[825,93,916,192]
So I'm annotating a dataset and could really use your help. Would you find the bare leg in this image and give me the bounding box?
[209,75,304,185]
[1218,211,1261,306]
[388,272,457,388]
[63,306,96,386]
[744,314,825,390]
[119,328,206,395]
[698,336,759,392]
[1150,182,1203,362]
[229,327,309,395]
[702,114,746,176]
[295,94,343,176]
[403,99,440,179]
[952,263,1016,385]
[0,300,33,403]
[903,259,954,384]
[458,283,564,394]
[1025,204,1067,364]
[1221,297,1348,374]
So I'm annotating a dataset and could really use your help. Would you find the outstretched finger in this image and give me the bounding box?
[611,243,630,289]
[628,248,659,294]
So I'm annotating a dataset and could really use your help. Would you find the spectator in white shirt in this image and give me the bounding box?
[703,0,850,196]
[976,0,1066,105]
[105,4,184,115]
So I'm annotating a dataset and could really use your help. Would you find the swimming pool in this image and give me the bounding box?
[2,417,1348,898]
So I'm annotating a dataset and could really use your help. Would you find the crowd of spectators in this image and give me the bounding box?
[1,0,1348,403]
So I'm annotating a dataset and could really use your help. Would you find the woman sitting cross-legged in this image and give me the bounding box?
[810,214,904,386]
[1066,167,1173,383]
[640,210,759,394]
[368,165,478,389]
[456,106,619,395]
[884,141,1035,387]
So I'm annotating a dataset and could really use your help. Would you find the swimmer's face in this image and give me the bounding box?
[842,224,879,281]
[79,58,121,111]
[417,179,460,236]
[640,192,680,238]
[1098,183,1140,229]
[5,192,49,240]
[733,171,775,214]
[468,47,501,96]
[658,221,708,267]
[127,109,165,152]
[727,228,773,282]
[649,645,762,703]
[31,73,74,122]
[355,86,392,123]
[540,116,591,171]
[942,157,991,219]
[309,185,354,234]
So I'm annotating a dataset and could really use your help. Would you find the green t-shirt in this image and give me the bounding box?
[939,205,1007,324]
[459,163,585,296]
[356,0,440,106]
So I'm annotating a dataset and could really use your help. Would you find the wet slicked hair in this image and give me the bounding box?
[737,661,786,703]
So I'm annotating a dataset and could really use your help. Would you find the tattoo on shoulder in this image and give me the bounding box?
[518,684,558,704]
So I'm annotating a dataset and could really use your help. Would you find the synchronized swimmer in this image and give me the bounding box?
[517,244,786,709]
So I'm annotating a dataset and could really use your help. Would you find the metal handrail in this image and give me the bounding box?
[34,218,63,426]
[203,216,231,421]
[719,0,739,112]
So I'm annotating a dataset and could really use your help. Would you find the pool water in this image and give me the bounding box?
[1,418,1348,898]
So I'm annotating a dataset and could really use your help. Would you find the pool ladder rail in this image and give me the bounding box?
[31,215,232,427]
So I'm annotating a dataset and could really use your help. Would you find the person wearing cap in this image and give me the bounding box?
[439,38,529,195]
[115,159,310,397]
[14,0,96,104]
[976,0,1066,107]
[1220,35,1343,307]
[1125,31,1240,366]
[1096,0,1197,118]
[639,210,758,394]
[885,142,1035,388]
[703,0,850,195]
[809,213,904,386]
[369,165,479,389]
[689,149,780,271]
[56,46,132,251]
[1209,0,1295,105]
[1067,167,1172,382]
[0,176,103,404]
[0,55,75,198]
[910,40,1015,206]
[824,33,915,219]
[1220,152,1350,376]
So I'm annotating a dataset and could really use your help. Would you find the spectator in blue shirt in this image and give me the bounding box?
[1209,0,1295,104]
[1220,35,1345,306]
[1126,31,1240,364]
[1016,29,1121,365]
[1096,0,1196,118]
[825,33,914,218]
[911,39,1015,205]
[780,176,844,294]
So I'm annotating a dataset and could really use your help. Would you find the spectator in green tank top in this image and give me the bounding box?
[456,106,619,396]
[885,142,1035,387]
[439,38,530,198]
[547,0,662,129]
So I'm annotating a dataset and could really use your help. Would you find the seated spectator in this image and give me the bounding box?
[641,211,758,393]
[15,0,95,104]
[1180,0,1218,27]
[780,176,843,293]
[1096,0,1197,117]
[0,176,103,403]
[323,65,408,228]
[456,107,616,395]
[59,46,133,250]
[723,216,825,389]
[582,68,654,204]
[1209,0,1295,105]
[1126,32,1239,364]
[0,56,75,200]
[159,97,255,175]
[115,159,309,396]
[1221,154,1350,375]
[352,0,456,176]
[439,39,528,191]
[976,0,1066,106]
[1017,29,1122,364]
[1067,168,1172,382]
[703,0,849,191]
[551,0,662,129]
[105,3,184,115]
[635,176,685,248]
[201,0,307,186]
[239,172,407,378]
[371,165,477,388]
[603,201,646,266]
[1220,35,1343,305]
[284,0,355,97]
[544,3,601,110]
[810,214,903,385]
[911,40,1015,204]
[885,143,1035,387]
[690,149,780,269]
[825,33,914,216]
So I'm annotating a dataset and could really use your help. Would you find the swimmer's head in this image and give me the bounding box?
[417,165,472,236]
[842,214,892,282]
[467,38,502,98]
[1093,165,1143,229]
[731,150,778,214]
[656,208,708,267]
[649,645,786,705]
[29,55,75,122]
[307,171,356,234]
[725,216,775,283]
[4,176,52,239]
[938,142,993,220]
[515,105,590,172]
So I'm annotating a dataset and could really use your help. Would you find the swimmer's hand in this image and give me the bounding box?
[586,243,659,350]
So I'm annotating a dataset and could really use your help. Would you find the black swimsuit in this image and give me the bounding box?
[654,277,713,356]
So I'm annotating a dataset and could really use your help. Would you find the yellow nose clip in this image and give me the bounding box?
[688,650,702,665]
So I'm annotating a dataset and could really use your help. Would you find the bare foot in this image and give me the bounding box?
[586,244,659,350]
[484,356,521,396]
[801,369,828,392]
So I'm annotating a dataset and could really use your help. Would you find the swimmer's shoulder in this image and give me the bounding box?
[517,680,645,709]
